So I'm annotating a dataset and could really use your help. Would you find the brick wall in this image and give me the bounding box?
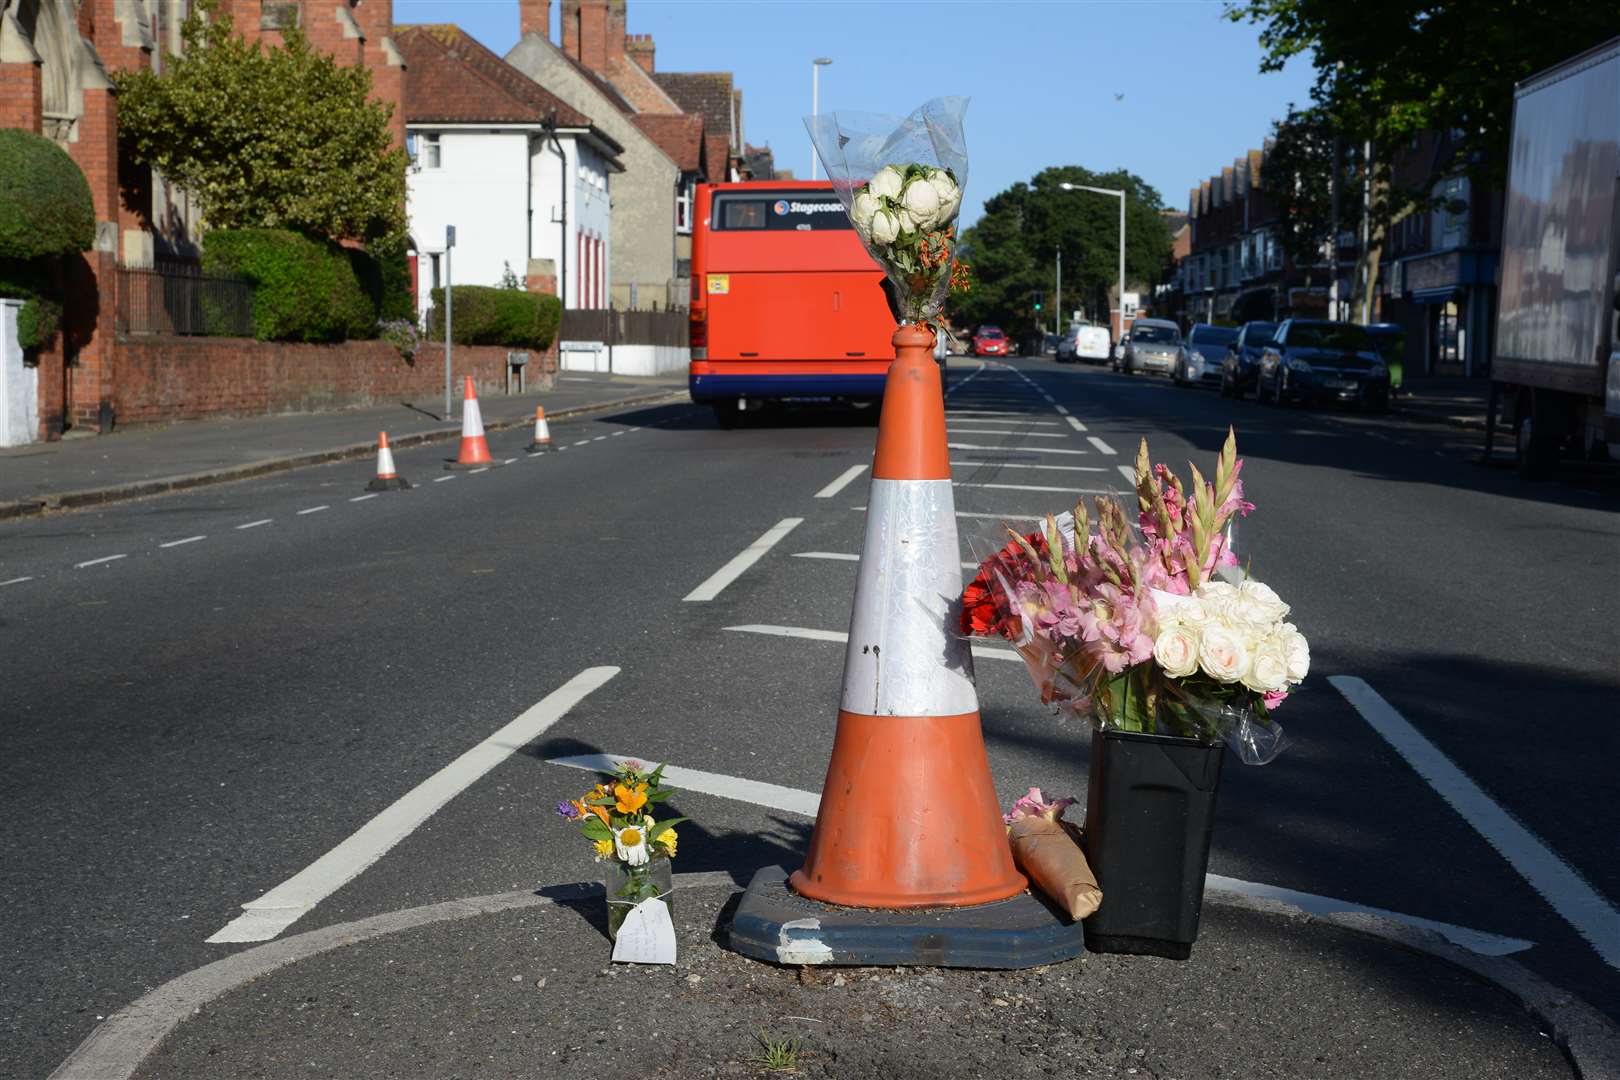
[112,336,558,425]
[0,61,41,132]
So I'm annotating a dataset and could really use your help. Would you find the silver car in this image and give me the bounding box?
[1122,318,1182,375]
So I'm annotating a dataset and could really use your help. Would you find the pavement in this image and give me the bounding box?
[50,874,1611,1080]
[0,369,687,518]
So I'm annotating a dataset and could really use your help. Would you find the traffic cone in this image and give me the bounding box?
[365,431,410,491]
[525,405,552,453]
[789,323,1027,909]
[445,376,501,469]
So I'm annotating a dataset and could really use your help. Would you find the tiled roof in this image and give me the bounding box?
[705,132,731,179]
[632,112,705,174]
[652,71,734,144]
[607,53,681,114]
[396,24,592,130]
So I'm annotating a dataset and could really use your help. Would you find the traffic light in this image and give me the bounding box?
[1032,290,1044,312]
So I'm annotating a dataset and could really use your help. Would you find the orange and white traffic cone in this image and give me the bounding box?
[366,431,410,491]
[788,323,1027,909]
[526,406,552,453]
[445,375,501,469]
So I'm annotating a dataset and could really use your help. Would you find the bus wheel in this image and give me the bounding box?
[712,400,740,429]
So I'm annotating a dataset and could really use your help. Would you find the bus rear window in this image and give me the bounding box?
[713,192,851,232]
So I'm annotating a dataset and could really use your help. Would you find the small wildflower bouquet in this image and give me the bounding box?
[1004,788,1101,920]
[556,760,685,939]
[962,431,1305,764]
[807,97,972,328]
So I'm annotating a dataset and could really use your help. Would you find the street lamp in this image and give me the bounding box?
[1060,182,1127,341]
[809,58,833,180]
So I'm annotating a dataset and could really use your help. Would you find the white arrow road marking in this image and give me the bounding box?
[684,518,803,602]
[548,752,1534,958]
[1330,675,1620,970]
[206,666,620,944]
[724,623,1019,664]
[814,464,867,499]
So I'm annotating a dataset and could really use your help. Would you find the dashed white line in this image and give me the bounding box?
[1086,436,1118,455]
[296,505,329,515]
[206,666,621,944]
[955,482,1117,495]
[350,494,379,503]
[611,430,625,436]
[1329,675,1620,970]
[468,467,489,475]
[1055,405,1071,416]
[1117,464,1136,483]
[814,464,868,499]
[75,554,127,569]
[158,535,206,549]
[503,458,520,465]
[724,623,1019,663]
[433,475,456,483]
[1,575,34,587]
[236,519,273,530]
[683,517,804,602]
[949,442,1090,456]
[1065,416,1088,433]
[953,460,1107,473]
[573,439,591,446]
[593,435,608,442]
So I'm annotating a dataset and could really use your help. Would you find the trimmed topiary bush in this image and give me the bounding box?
[0,258,62,349]
[361,240,415,324]
[203,228,375,342]
[0,130,96,260]
[426,286,561,350]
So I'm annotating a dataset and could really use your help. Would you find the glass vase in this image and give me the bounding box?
[602,858,673,942]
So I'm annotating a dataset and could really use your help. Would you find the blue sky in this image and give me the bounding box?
[393,0,1319,226]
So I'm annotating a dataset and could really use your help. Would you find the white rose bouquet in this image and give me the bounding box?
[806,97,971,327]
[960,430,1302,764]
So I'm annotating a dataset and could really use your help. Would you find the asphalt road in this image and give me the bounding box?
[2,357,1616,1079]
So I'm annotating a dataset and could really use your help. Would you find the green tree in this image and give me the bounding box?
[0,129,96,349]
[113,0,407,246]
[1259,107,1369,289]
[956,166,1171,335]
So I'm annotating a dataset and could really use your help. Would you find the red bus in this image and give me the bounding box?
[688,180,895,424]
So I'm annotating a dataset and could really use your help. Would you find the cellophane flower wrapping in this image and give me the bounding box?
[960,432,1301,765]
[806,97,969,326]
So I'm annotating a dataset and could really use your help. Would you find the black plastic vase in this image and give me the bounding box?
[1080,727,1225,960]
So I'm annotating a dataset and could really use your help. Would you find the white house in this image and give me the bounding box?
[396,25,623,317]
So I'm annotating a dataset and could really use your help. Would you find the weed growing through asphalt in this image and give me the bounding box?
[752,1031,800,1073]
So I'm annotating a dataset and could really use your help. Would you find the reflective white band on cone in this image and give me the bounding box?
[841,478,977,717]
[377,445,398,478]
[462,396,486,438]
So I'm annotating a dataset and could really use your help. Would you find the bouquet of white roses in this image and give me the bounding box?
[807,97,971,326]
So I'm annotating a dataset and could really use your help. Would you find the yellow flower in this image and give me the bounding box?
[614,782,649,815]
[655,827,678,857]
[592,838,614,859]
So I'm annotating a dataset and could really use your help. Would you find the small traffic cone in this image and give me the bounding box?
[366,431,410,491]
[727,325,1079,969]
[445,376,501,470]
[526,405,552,453]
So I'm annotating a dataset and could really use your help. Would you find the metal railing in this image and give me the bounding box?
[117,265,254,337]
[560,308,687,348]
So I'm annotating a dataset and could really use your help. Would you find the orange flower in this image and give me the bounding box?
[614,782,648,814]
[591,804,611,826]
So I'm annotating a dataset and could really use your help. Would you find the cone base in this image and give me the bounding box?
[525,442,552,454]
[790,710,1027,909]
[365,476,411,491]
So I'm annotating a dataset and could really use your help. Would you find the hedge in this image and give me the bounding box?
[0,258,62,350]
[426,286,561,351]
[0,130,95,260]
[202,228,374,342]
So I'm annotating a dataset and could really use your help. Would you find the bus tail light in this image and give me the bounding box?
[689,307,707,359]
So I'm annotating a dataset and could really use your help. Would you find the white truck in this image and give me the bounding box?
[1492,36,1620,477]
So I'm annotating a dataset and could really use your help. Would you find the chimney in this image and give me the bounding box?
[605,0,626,62]
[519,0,551,40]
[625,33,654,73]
[562,0,608,72]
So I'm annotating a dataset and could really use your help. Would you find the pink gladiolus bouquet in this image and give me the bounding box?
[961,429,1303,764]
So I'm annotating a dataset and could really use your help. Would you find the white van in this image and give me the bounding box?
[1074,324,1112,364]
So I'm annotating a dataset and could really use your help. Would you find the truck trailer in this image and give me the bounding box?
[1491,36,1620,477]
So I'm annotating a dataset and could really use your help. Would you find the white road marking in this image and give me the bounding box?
[297,506,329,515]
[468,467,489,475]
[75,554,127,569]
[725,623,1019,664]
[1055,405,1071,416]
[573,439,591,446]
[593,435,607,442]
[953,460,1108,473]
[1329,676,1620,969]
[1,576,34,587]
[611,430,625,436]
[683,518,804,602]
[236,519,273,530]
[943,429,1070,439]
[955,482,1117,495]
[814,464,867,499]
[549,753,822,818]
[794,551,979,570]
[159,535,206,549]
[206,666,620,944]
[947,410,1048,418]
[1117,464,1136,483]
[1086,436,1117,455]
[949,443,1089,456]
[349,494,379,503]
[1065,416,1088,433]
[433,475,456,483]
[503,457,520,465]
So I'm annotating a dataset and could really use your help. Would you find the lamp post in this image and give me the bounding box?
[1060,182,1127,342]
[1055,249,1062,337]
[809,57,832,180]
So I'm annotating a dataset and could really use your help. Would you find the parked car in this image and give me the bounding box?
[1363,323,1405,394]
[1043,333,1059,356]
[1257,319,1390,410]
[1175,324,1238,388]
[1074,324,1112,364]
[1121,318,1182,376]
[1220,320,1278,398]
[1055,327,1079,363]
[973,326,1009,357]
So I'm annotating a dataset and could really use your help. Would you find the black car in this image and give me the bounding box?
[1220,320,1278,398]
[1256,319,1390,410]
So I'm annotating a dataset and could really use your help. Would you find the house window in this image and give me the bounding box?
[428,252,441,290]
[422,133,441,169]
[676,180,693,234]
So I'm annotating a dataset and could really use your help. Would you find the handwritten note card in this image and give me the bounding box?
[611,897,677,965]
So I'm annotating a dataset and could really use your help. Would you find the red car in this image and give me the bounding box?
[973,326,1009,356]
